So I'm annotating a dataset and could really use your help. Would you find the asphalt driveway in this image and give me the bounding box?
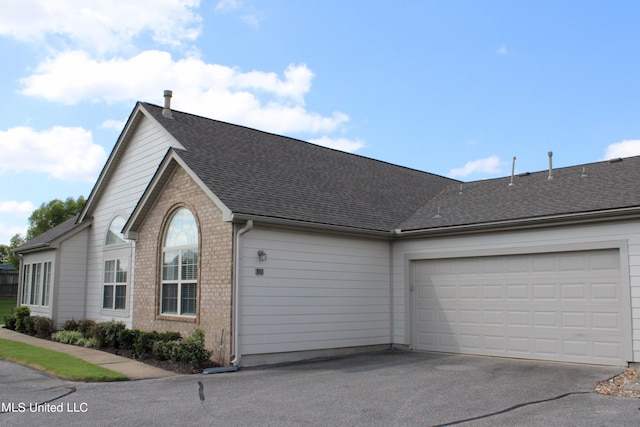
[1,350,639,426]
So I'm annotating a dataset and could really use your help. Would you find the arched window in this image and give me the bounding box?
[161,208,198,316]
[105,216,127,245]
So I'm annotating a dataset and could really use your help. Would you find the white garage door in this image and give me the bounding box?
[413,249,630,366]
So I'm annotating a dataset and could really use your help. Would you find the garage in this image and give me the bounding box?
[412,248,631,366]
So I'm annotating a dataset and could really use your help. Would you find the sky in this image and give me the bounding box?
[1,0,640,245]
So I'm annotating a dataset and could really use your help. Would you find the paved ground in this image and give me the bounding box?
[0,328,174,380]
[1,349,639,426]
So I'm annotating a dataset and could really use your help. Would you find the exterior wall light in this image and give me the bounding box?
[257,249,267,262]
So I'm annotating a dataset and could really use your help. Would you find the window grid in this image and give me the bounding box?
[21,262,51,307]
[161,208,198,317]
[103,258,127,310]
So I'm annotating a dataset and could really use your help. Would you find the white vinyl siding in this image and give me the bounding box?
[84,115,175,326]
[56,227,89,327]
[239,227,391,356]
[392,220,640,364]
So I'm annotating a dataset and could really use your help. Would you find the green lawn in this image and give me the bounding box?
[0,338,128,381]
[0,296,17,323]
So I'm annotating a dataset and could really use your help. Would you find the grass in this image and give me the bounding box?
[0,338,128,382]
[0,296,16,322]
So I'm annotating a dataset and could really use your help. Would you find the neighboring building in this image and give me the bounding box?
[15,92,640,367]
[0,263,19,297]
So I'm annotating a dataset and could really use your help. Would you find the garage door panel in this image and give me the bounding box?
[414,249,629,365]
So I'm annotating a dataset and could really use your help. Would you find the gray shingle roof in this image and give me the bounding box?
[141,103,458,232]
[398,157,640,231]
[15,214,82,252]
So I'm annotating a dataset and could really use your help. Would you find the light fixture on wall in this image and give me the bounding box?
[257,249,267,262]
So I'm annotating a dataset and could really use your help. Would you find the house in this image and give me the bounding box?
[15,91,640,367]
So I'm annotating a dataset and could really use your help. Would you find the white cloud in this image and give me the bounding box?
[448,155,502,178]
[602,140,640,160]
[0,0,202,54]
[241,14,262,28]
[215,0,241,13]
[20,50,350,135]
[308,137,366,153]
[0,126,106,182]
[0,222,28,245]
[497,45,508,55]
[0,201,35,215]
[100,119,127,131]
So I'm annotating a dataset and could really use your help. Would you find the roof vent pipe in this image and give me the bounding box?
[509,156,516,186]
[547,151,553,180]
[162,90,174,119]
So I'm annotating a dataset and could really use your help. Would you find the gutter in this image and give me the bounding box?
[395,206,640,238]
[230,213,394,239]
[231,220,253,367]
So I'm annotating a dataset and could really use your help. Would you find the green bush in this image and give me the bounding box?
[152,340,178,361]
[77,319,96,337]
[3,309,17,330]
[90,322,109,348]
[117,328,138,350]
[175,329,212,369]
[104,320,126,349]
[52,330,85,345]
[62,318,79,331]
[13,307,32,334]
[133,330,182,358]
[31,316,53,339]
[51,330,96,348]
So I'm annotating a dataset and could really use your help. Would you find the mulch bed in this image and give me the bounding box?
[595,369,640,398]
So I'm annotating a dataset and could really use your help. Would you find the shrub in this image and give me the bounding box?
[152,340,178,361]
[133,330,182,358]
[117,328,138,351]
[13,307,32,334]
[3,310,17,331]
[31,316,54,339]
[175,329,212,369]
[51,330,96,348]
[91,322,109,348]
[101,320,126,349]
[77,319,96,337]
[62,318,79,331]
[52,330,84,345]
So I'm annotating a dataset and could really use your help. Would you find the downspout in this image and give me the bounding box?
[231,220,253,367]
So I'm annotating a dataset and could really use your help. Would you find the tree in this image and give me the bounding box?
[7,234,24,269]
[26,196,86,240]
[0,244,8,264]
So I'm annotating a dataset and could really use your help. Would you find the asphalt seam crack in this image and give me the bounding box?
[429,391,591,427]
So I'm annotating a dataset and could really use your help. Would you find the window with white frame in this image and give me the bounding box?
[161,208,198,316]
[103,259,128,310]
[21,261,52,307]
[102,216,129,311]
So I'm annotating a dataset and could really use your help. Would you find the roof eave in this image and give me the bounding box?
[13,219,92,255]
[394,206,640,238]
[230,213,395,238]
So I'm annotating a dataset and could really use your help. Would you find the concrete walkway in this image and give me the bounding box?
[0,327,175,380]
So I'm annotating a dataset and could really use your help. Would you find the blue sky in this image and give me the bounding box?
[1,0,640,245]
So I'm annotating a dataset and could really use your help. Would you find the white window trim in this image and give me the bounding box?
[21,261,52,308]
[160,208,199,318]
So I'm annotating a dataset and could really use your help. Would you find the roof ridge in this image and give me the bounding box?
[140,102,459,183]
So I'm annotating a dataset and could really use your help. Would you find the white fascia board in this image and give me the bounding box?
[395,207,640,238]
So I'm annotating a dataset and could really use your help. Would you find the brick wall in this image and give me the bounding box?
[133,166,234,365]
